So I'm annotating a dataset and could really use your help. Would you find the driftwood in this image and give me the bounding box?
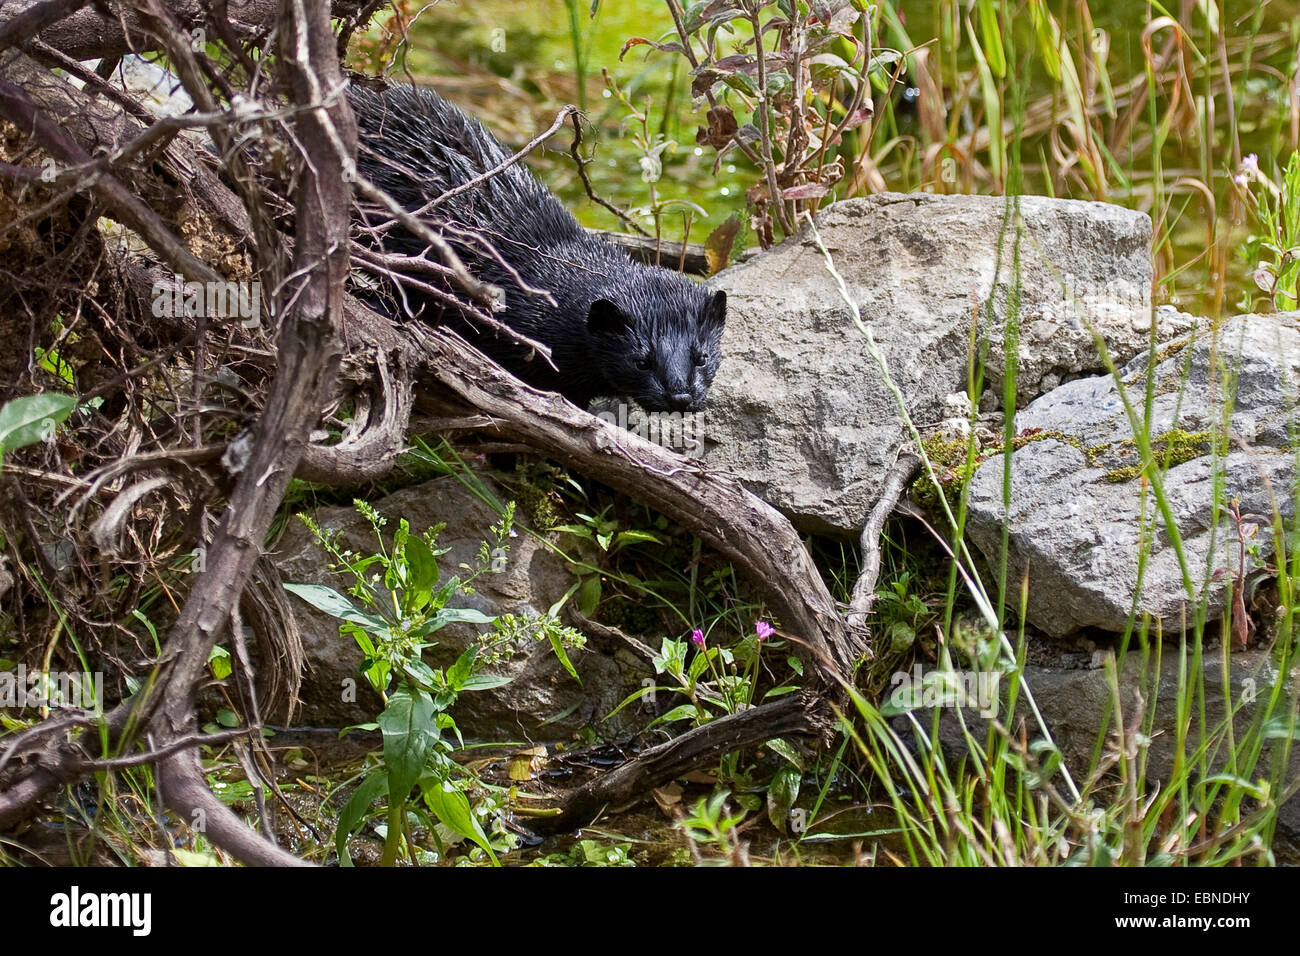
[0,0,900,863]
[540,691,834,830]
[1,0,368,60]
[592,229,757,276]
[0,0,354,867]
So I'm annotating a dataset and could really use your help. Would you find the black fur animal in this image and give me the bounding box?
[347,83,726,412]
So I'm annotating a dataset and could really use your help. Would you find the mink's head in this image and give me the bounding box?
[586,272,726,413]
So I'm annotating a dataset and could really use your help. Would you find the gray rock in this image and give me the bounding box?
[702,193,1160,535]
[967,313,1300,637]
[272,475,648,739]
[915,646,1299,858]
[1020,649,1269,785]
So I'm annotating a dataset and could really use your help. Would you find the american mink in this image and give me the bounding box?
[347,83,726,412]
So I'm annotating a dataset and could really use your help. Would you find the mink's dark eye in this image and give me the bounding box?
[635,356,654,371]
[693,350,708,367]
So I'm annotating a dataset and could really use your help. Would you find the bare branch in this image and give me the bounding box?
[847,451,921,628]
[0,51,225,284]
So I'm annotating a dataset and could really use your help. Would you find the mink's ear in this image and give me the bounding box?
[588,298,631,335]
[702,289,726,329]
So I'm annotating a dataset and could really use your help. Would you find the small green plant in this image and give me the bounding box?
[549,503,666,555]
[871,570,935,655]
[676,789,750,866]
[1241,152,1300,311]
[608,619,791,729]
[606,618,804,825]
[549,502,667,617]
[602,68,708,248]
[286,499,585,866]
[529,838,636,867]
[625,0,885,246]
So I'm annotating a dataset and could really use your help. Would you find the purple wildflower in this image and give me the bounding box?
[755,621,774,641]
[691,628,705,647]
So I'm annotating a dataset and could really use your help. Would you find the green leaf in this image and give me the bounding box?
[976,0,1006,78]
[35,346,75,389]
[168,849,221,867]
[1262,715,1300,741]
[966,18,1004,185]
[422,782,498,865]
[653,637,688,679]
[1197,774,1268,801]
[765,736,804,771]
[436,711,463,748]
[338,721,379,737]
[0,392,77,455]
[547,579,582,620]
[207,645,232,680]
[604,684,668,722]
[461,673,513,691]
[335,772,388,866]
[283,583,388,630]
[613,529,663,549]
[361,660,390,696]
[549,523,593,539]
[646,703,698,728]
[1024,739,1062,790]
[402,535,439,613]
[549,628,582,686]
[446,645,479,692]
[687,646,714,683]
[131,609,161,655]
[888,620,917,652]
[378,687,439,816]
[766,765,801,832]
[1029,0,1062,81]
[414,606,496,637]
[578,574,602,616]
[398,657,438,691]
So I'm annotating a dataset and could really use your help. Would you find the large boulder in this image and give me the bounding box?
[966,313,1300,637]
[272,474,648,739]
[702,193,1165,536]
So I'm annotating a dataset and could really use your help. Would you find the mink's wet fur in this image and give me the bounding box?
[347,83,726,412]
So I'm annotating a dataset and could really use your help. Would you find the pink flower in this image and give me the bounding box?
[691,628,705,647]
[755,621,774,641]
[1236,153,1260,187]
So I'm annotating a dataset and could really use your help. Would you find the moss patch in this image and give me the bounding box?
[912,422,1223,506]
[911,428,1071,510]
[1100,428,1220,483]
